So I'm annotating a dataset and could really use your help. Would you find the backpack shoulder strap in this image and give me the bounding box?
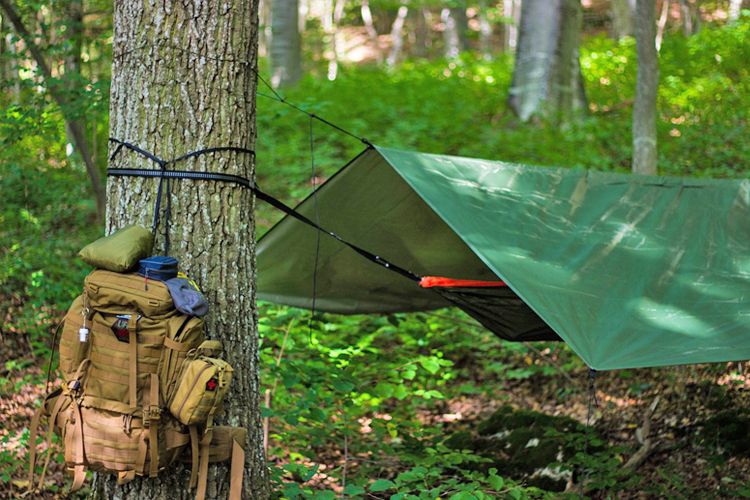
[27,388,65,493]
[193,431,245,500]
[229,437,244,500]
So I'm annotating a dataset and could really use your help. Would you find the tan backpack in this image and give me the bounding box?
[28,270,245,499]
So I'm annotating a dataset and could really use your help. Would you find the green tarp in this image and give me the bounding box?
[257,146,750,370]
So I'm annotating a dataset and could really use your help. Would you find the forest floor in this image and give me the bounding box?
[5,331,748,499]
[279,362,750,498]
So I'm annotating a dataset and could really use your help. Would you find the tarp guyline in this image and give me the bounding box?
[257,146,750,371]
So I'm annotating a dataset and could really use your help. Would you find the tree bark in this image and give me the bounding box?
[611,0,635,39]
[441,3,468,59]
[0,0,105,219]
[508,0,586,122]
[270,0,302,87]
[633,0,659,175]
[96,0,269,498]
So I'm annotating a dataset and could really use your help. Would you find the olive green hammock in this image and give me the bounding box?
[256,146,750,371]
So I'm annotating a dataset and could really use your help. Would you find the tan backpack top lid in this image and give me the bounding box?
[79,225,154,272]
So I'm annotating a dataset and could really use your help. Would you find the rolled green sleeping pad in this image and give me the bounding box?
[79,225,154,272]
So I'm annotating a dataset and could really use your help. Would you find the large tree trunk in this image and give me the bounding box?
[508,0,586,122]
[611,0,635,39]
[270,0,302,88]
[633,0,659,175]
[0,0,105,219]
[96,0,269,498]
[441,3,468,59]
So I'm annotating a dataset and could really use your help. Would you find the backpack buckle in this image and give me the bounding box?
[144,406,161,426]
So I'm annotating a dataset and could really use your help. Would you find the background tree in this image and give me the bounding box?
[4,0,750,497]
[611,0,635,39]
[386,2,409,67]
[729,0,745,22]
[411,6,432,58]
[96,0,269,497]
[501,0,520,51]
[478,0,494,60]
[271,0,302,88]
[441,1,469,59]
[508,0,586,122]
[633,0,659,175]
[0,0,105,219]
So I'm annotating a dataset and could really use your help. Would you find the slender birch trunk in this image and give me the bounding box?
[478,0,493,60]
[386,4,409,67]
[633,0,659,175]
[441,3,468,59]
[729,0,744,22]
[271,0,302,87]
[611,0,635,39]
[361,0,383,63]
[508,0,586,122]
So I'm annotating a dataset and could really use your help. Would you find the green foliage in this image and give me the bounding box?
[3,11,750,498]
[257,19,750,229]
[260,305,560,497]
[0,152,99,359]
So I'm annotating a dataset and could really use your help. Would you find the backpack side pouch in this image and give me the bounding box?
[59,296,90,380]
[168,357,233,426]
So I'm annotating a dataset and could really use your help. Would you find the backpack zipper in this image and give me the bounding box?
[87,282,166,311]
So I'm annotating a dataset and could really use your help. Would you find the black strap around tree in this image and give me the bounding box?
[107,139,421,283]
